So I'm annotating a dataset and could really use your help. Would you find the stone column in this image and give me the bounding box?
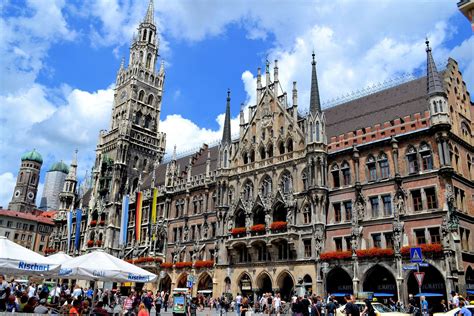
[391,137,400,176]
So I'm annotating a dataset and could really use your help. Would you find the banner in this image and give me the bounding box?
[119,195,129,246]
[75,209,82,250]
[151,188,158,240]
[66,207,73,254]
[135,192,143,242]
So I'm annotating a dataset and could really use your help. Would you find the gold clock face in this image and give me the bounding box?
[27,191,35,200]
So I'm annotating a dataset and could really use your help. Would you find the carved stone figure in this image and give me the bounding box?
[227,216,233,232]
[265,211,272,226]
[183,226,189,242]
[287,207,293,225]
[203,224,209,240]
[395,193,405,216]
[354,200,364,220]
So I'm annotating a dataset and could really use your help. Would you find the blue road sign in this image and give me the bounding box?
[187,281,193,288]
[410,247,423,263]
[403,265,418,270]
[418,262,429,267]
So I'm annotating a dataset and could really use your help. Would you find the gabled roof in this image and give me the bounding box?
[0,210,54,225]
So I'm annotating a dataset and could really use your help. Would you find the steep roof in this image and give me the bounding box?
[48,161,69,174]
[21,149,43,164]
[324,75,431,138]
[0,210,54,225]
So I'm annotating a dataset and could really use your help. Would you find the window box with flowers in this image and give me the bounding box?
[96,240,103,247]
[194,260,214,269]
[231,227,246,236]
[87,240,94,247]
[270,221,287,232]
[250,224,266,234]
[44,248,57,254]
[90,220,97,227]
[175,261,193,269]
[401,243,442,257]
[99,220,105,226]
[356,248,394,258]
[160,262,173,269]
[320,250,352,261]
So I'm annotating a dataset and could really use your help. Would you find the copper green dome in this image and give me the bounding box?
[48,161,69,174]
[21,149,43,164]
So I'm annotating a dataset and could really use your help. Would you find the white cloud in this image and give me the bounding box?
[0,173,16,209]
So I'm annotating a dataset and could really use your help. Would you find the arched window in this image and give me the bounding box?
[316,122,320,142]
[133,156,139,169]
[144,114,152,129]
[31,175,36,184]
[146,53,152,69]
[454,146,460,172]
[341,161,351,186]
[135,111,142,125]
[280,171,293,194]
[242,181,253,201]
[267,144,273,158]
[309,122,314,142]
[406,146,419,174]
[19,172,23,183]
[419,143,433,170]
[142,29,147,41]
[287,138,293,152]
[366,155,377,181]
[468,154,472,179]
[243,152,248,164]
[223,150,228,168]
[249,149,255,163]
[259,146,266,160]
[260,176,272,197]
[303,205,311,224]
[139,51,144,63]
[278,141,285,155]
[148,30,153,43]
[138,90,145,102]
[147,94,154,105]
[331,164,340,188]
[378,153,390,179]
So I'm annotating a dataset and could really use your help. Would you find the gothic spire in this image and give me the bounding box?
[222,89,232,146]
[425,39,444,96]
[309,51,322,115]
[144,0,154,24]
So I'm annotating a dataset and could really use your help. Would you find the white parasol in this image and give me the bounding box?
[0,236,61,276]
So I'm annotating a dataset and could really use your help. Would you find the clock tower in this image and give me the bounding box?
[8,149,43,212]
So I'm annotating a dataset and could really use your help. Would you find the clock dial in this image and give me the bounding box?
[14,190,21,197]
[27,192,35,200]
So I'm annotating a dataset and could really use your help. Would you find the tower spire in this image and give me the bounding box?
[309,51,322,115]
[425,39,444,96]
[144,0,154,24]
[222,89,232,146]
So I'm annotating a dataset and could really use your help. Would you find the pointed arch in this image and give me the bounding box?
[147,94,154,105]
[138,90,145,102]
[286,138,293,152]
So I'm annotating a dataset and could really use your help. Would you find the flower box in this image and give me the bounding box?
[194,260,214,268]
[320,251,352,261]
[250,224,266,232]
[90,220,97,227]
[99,220,105,226]
[231,227,246,236]
[401,243,442,257]
[96,240,103,247]
[44,247,57,254]
[160,262,173,269]
[356,248,394,258]
[87,240,94,247]
[175,261,193,269]
[270,221,287,231]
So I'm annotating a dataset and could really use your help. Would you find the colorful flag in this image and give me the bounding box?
[151,188,158,240]
[75,209,82,251]
[66,207,73,254]
[135,192,143,242]
[119,194,129,246]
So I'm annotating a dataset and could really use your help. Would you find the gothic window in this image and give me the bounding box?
[378,153,390,179]
[228,187,234,204]
[148,30,153,43]
[316,122,320,142]
[19,172,23,183]
[259,146,266,160]
[235,209,246,228]
[133,156,139,169]
[280,171,293,194]
[142,29,147,41]
[242,152,248,164]
[432,100,438,113]
[419,143,433,170]
[406,146,419,174]
[143,159,147,171]
[309,122,314,142]
[461,121,471,138]
[287,138,293,152]
[278,141,285,155]
[249,149,255,163]
[223,150,228,168]
[454,146,460,172]
[267,144,273,158]
[303,205,311,224]
[146,54,152,69]
[260,175,272,197]
[331,164,340,188]
[147,94,154,105]
[138,90,145,102]
[341,161,351,186]
[468,154,472,178]
[139,51,144,63]
[31,175,36,184]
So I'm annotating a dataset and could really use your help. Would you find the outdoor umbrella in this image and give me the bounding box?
[46,251,73,307]
[414,293,443,297]
[0,236,61,276]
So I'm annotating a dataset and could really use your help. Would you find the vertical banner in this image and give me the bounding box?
[135,192,143,242]
[119,195,129,246]
[75,209,82,251]
[66,207,73,253]
[151,188,158,240]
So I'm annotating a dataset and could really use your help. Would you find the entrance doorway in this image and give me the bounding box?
[363,265,397,299]
[278,272,294,301]
[326,267,353,296]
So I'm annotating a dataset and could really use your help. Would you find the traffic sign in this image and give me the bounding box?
[187,274,195,283]
[410,247,423,263]
[186,281,193,288]
[414,272,425,287]
[403,265,418,270]
[418,262,429,267]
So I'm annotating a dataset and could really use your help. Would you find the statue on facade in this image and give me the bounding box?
[202,224,209,240]
[265,211,272,226]
[287,207,293,225]
[394,192,405,217]
[193,240,201,261]
[245,213,251,228]
[183,225,189,242]
[354,199,364,220]
[392,221,404,253]
[227,215,233,232]
[314,225,324,258]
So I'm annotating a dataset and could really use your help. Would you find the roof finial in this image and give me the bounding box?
[425,37,444,96]
[309,50,322,115]
[312,50,316,65]
[425,37,430,51]
[222,89,232,146]
[144,0,154,24]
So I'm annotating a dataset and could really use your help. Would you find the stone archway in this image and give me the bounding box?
[466,266,474,295]
[256,272,273,296]
[407,264,446,303]
[160,274,172,292]
[238,272,253,298]
[224,277,231,294]
[277,271,295,301]
[176,273,188,288]
[303,274,313,295]
[326,267,353,296]
[362,264,397,299]
[197,272,213,297]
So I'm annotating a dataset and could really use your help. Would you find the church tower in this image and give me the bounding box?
[89,0,166,253]
[58,150,78,213]
[8,149,43,212]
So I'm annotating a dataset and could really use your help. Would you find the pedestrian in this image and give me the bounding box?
[274,293,282,316]
[189,297,198,316]
[155,291,163,315]
[164,291,169,312]
[0,275,8,311]
[450,291,460,310]
[326,297,336,316]
[143,291,154,314]
[459,300,472,316]
[138,302,150,316]
[344,295,359,316]
[420,296,429,316]
[69,299,81,315]
[236,293,243,316]
[34,298,50,314]
[241,297,249,316]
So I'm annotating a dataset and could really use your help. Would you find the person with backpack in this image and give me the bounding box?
[326,297,336,316]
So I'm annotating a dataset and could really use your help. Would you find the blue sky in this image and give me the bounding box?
[0,0,472,208]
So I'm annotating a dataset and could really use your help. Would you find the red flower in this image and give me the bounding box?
[44,247,58,254]
[96,240,103,247]
[87,240,94,247]
[160,262,173,269]
[90,220,97,227]
[320,251,352,261]
[401,243,442,257]
[356,248,394,258]
[250,224,266,232]
[270,221,287,231]
[99,220,105,226]
[231,227,246,236]
[194,260,214,268]
[175,261,193,269]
